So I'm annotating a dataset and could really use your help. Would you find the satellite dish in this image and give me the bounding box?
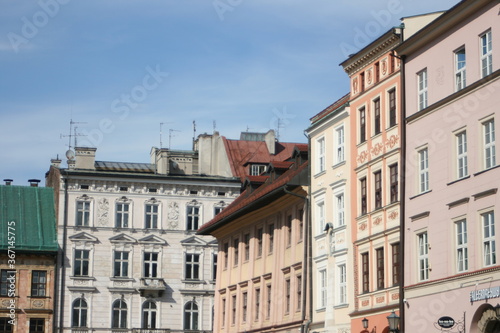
[66,149,75,160]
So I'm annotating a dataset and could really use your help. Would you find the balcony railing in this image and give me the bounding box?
[138,278,167,297]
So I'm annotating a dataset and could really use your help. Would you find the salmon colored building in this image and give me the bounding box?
[198,146,309,333]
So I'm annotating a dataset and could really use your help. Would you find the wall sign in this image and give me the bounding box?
[437,316,455,329]
[470,286,500,303]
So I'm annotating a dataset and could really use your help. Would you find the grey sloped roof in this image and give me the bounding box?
[95,161,155,173]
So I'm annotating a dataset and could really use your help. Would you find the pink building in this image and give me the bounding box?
[396,0,500,332]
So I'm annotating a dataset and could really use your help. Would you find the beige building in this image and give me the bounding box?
[306,94,352,333]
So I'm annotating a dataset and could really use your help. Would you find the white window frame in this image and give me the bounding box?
[112,299,128,329]
[186,204,201,231]
[455,48,466,91]
[73,249,90,277]
[72,298,88,328]
[456,131,468,179]
[484,119,496,169]
[482,211,496,267]
[455,219,468,272]
[113,251,130,278]
[336,192,345,227]
[318,268,327,309]
[335,126,345,164]
[115,202,130,228]
[142,301,157,329]
[185,253,200,280]
[317,137,326,174]
[418,232,429,282]
[316,200,325,235]
[480,30,493,78]
[337,264,347,305]
[76,200,91,227]
[143,252,159,278]
[418,148,429,193]
[250,164,267,176]
[145,203,159,229]
[417,69,428,111]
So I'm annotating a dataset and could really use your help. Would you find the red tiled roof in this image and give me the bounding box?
[198,160,308,235]
[222,138,302,181]
[309,93,350,124]
[269,161,294,169]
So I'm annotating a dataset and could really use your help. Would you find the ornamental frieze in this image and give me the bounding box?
[356,134,400,166]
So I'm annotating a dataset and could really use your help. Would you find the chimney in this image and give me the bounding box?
[51,157,62,168]
[3,179,13,186]
[75,147,97,170]
[264,130,276,155]
[28,179,40,187]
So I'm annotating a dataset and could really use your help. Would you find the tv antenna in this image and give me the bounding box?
[159,122,173,149]
[169,128,181,149]
[60,119,86,159]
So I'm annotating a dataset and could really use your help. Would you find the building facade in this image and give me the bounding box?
[396,0,500,332]
[0,183,58,333]
[307,94,353,333]
[46,146,241,333]
[198,146,309,333]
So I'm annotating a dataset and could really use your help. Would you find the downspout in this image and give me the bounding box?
[58,176,69,333]
[398,26,407,333]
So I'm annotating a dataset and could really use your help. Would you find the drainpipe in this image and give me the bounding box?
[58,176,69,333]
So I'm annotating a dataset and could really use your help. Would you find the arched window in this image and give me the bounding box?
[112,299,127,328]
[142,301,157,329]
[72,298,88,327]
[184,301,199,330]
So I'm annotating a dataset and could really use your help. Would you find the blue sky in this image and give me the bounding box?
[0,0,453,185]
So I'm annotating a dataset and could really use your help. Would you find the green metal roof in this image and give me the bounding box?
[0,185,58,252]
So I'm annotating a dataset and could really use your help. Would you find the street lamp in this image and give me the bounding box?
[495,303,500,318]
[387,311,400,333]
[362,317,376,333]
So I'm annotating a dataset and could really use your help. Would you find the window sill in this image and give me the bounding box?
[70,276,95,280]
[409,190,432,200]
[332,161,346,169]
[182,279,204,284]
[474,164,500,177]
[28,296,51,299]
[315,307,326,313]
[446,175,470,186]
[314,170,327,178]
[110,277,134,282]
[334,303,349,309]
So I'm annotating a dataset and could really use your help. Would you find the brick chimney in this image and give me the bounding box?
[3,179,13,185]
[28,179,40,187]
[75,147,97,170]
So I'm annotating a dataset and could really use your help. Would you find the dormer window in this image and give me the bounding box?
[250,164,267,176]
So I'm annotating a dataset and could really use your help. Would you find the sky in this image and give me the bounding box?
[0,0,455,185]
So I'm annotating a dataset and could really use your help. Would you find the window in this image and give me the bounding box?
[72,298,87,327]
[338,264,347,304]
[418,148,429,193]
[112,299,127,329]
[388,88,397,127]
[233,238,239,266]
[376,248,384,290]
[145,203,158,229]
[266,284,272,318]
[374,98,381,135]
[480,30,492,78]
[374,62,380,83]
[392,243,400,286]
[418,69,428,111]
[185,253,200,280]
[115,202,129,228]
[223,242,229,269]
[360,72,365,92]
[361,253,369,293]
[73,250,90,277]
[359,107,366,143]
[360,178,367,215]
[222,298,226,326]
[242,292,248,322]
[456,131,468,179]
[29,318,44,333]
[244,233,250,261]
[483,211,496,266]
[1,270,14,296]
[0,318,12,332]
[76,201,90,226]
[285,279,291,314]
[286,215,292,246]
[212,253,217,280]
[113,251,129,278]
[484,119,496,169]
[456,219,468,272]
[317,201,325,234]
[232,295,237,325]
[184,301,198,330]
[214,206,224,216]
[374,171,382,209]
[143,252,158,278]
[336,126,345,163]
[390,164,398,203]
[256,228,263,257]
[255,288,260,321]
[31,271,46,297]
[251,164,267,176]
[186,205,200,230]
[455,48,466,90]
[319,269,327,308]
[268,224,275,254]
[296,275,302,311]
[142,301,157,329]
[336,193,345,227]
[418,232,430,281]
[317,137,325,173]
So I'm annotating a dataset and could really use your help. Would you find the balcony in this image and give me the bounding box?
[138,278,167,297]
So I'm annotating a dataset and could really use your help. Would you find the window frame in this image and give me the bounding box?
[338,264,347,305]
[418,148,429,193]
[142,301,157,329]
[389,164,398,203]
[336,192,345,227]
[392,243,400,286]
[145,203,159,229]
[143,252,159,278]
[418,232,430,282]
[113,251,130,278]
[115,202,130,229]
[359,107,366,143]
[31,270,47,297]
[29,318,45,333]
[376,247,384,290]
[76,200,91,227]
[374,170,382,209]
[456,219,468,272]
[373,97,381,136]
[186,205,200,231]
[482,211,496,267]
[316,137,326,174]
[456,131,468,179]
[480,30,493,78]
[417,69,428,111]
[335,125,345,164]
[483,119,496,169]
[73,249,90,277]
[455,47,466,91]
[112,299,128,329]
[388,88,397,128]
[360,178,367,215]
[71,298,88,328]
[185,253,200,280]
[361,252,369,293]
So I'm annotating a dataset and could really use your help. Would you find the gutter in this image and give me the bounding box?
[57,177,69,332]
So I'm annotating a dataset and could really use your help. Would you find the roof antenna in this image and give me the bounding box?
[160,122,173,149]
[213,120,216,133]
[60,119,86,158]
[169,128,181,149]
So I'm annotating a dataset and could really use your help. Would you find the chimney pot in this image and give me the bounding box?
[28,179,41,187]
[3,179,13,186]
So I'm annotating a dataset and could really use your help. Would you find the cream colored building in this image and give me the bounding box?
[306,94,353,333]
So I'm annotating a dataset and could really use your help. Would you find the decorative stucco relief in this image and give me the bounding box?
[168,201,180,229]
[97,198,109,226]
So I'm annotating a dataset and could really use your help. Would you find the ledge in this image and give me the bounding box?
[446,175,471,186]
[447,197,470,209]
[409,211,430,221]
[473,188,498,200]
[473,164,500,177]
[409,190,432,200]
